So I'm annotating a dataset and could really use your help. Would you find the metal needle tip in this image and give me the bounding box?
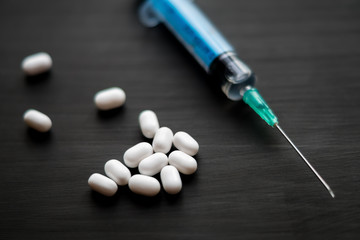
[275,124,335,198]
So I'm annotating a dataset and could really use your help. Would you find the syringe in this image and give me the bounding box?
[139,0,334,198]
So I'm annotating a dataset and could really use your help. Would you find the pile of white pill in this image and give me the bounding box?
[88,110,199,197]
[19,53,199,198]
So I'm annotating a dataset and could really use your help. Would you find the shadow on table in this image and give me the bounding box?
[25,127,52,144]
[24,71,52,86]
[96,107,126,121]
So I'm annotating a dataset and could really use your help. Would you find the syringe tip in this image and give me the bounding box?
[275,124,335,199]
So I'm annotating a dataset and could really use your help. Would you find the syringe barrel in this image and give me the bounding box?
[140,0,256,100]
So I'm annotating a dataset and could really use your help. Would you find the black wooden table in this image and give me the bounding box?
[1,0,359,239]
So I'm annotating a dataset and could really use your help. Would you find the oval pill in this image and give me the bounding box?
[128,174,161,197]
[23,109,52,132]
[169,150,197,175]
[123,142,153,168]
[161,165,182,194]
[94,87,126,111]
[21,52,52,76]
[173,131,199,156]
[104,159,131,186]
[139,110,160,138]
[138,152,168,176]
[152,127,173,154]
[88,173,118,197]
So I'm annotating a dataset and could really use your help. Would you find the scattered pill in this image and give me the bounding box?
[104,159,131,186]
[152,127,173,153]
[139,110,160,138]
[161,165,182,194]
[128,174,161,197]
[123,142,153,168]
[138,152,168,176]
[173,131,199,156]
[88,173,118,197]
[94,87,126,111]
[169,150,197,175]
[21,52,52,76]
[23,109,52,132]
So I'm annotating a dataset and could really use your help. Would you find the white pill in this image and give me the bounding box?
[169,150,197,175]
[128,174,161,197]
[138,152,168,176]
[21,52,52,76]
[173,131,199,156]
[23,109,52,132]
[139,110,160,138]
[104,159,131,186]
[161,165,182,194]
[94,87,126,111]
[88,173,118,197]
[123,142,153,168]
[152,127,173,154]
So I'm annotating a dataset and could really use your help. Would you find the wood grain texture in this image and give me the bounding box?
[0,0,360,239]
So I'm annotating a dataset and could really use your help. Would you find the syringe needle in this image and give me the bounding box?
[242,88,334,197]
[274,124,335,198]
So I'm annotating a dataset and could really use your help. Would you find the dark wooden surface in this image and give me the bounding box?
[1,0,360,239]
